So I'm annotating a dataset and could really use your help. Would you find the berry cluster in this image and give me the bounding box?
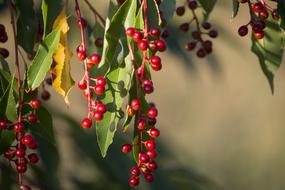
[74,1,107,129]
[1,98,42,190]
[0,24,9,58]
[238,0,280,39]
[176,0,218,58]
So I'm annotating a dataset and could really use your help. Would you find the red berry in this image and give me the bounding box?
[133,31,144,42]
[0,48,9,58]
[188,0,198,9]
[128,176,139,187]
[148,128,160,138]
[147,107,158,118]
[93,110,103,121]
[127,107,135,116]
[202,22,212,30]
[143,83,154,94]
[162,30,169,38]
[28,140,38,150]
[144,173,154,183]
[83,90,93,99]
[21,135,33,145]
[121,143,132,153]
[30,98,41,109]
[138,40,149,51]
[147,150,157,159]
[76,50,86,61]
[81,117,92,128]
[78,80,87,90]
[130,166,141,176]
[196,48,207,58]
[155,39,166,52]
[176,6,185,16]
[89,53,101,64]
[148,118,157,126]
[137,118,147,130]
[20,185,31,190]
[28,153,39,164]
[0,120,8,129]
[126,27,136,37]
[41,90,50,100]
[209,30,218,38]
[4,149,15,159]
[16,149,26,158]
[148,160,158,171]
[131,99,141,111]
[238,25,248,36]
[96,77,107,86]
[0,33,8,43]
[253,31,264,39]
[150,27,160,37]
[145,140,155,151]
[259,10,269,19]
[97,103,107,113]
[139,153,150,163]
[95,38,103,47]
[150,56,161,65]
[17,163,27,173]
[13,123,24,133]
[94,84,105,95]
[27,114,38,123]
[272,9,280,20]
[77,18,87,28]
[252,2,263,13]
[149,41,158,51]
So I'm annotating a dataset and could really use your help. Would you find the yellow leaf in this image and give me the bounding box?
[52,7,75,105]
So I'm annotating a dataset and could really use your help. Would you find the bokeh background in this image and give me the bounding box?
[1,0,285,189]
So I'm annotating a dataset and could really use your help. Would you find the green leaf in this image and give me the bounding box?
[147,0,161,28]
[0,70,18,93]
[232,0,239,19]
[15,0,37,54]
[27,28,61,90]
[159,0,176,23]
[197,0,217,16]
[0,55,10,73]
[0,130,15,154]
[96,0,137,157]
[277,0,285,31]
[251,19,285,93]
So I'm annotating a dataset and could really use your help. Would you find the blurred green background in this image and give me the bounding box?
[1,0,285,189]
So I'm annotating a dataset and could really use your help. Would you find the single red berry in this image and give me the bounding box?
[155,39,166,52]
[259,10,269,19]
[149,41,158,51]
[188,0,198,10]
[252,2,263,13]
[0,120,8,129]
[143,83,154,94]
[128,176,139,187]
[126,27,136,37]
[76,50,86,61]
[150,27,160,37]
[89,53,101,64]
[203,40,213,54]
[133,31,144,42]
[13,123,24,133]
[127,107,135,116]
[17,143,27,151]
[17,163,27,173]
[196,48,207,58]
[20,185,32,190]
[180,23,189,32]
[41,91,50,100]
[145,140,155,151]
[148,160,158,171]
[142,79,153,86]
[130,166,141,176]
[162,30,169,38]
[28,140,38,150]
[131,99,141,111]
[253,31,264,39]
[94,84,105,95]
[97,103,107,113]
[4,149,15,159]
[45,77,53,85]
[28,153,39,164]
[209,30,218,38]
[147,150,157,159]
[95,38,103,47]
[77,18,87,28]
[0,48,9,58]
[238,25,248,36]
[151,61,162,71]
[137,118,147,130]
[138,40,149,51]
[83,90,93,99]
[93,110,104,121]
[272,9,280,20]
[0,33,8,43]
[81,118,92,128]
[139,153,150,163]
[16,149,26,158]
[144,173,154,183]
[96,77,107,86]
[150,56,161,66]
[176,6,185,16]
[148,118,157,126]
[78,80,87,90]
[185,41,197,51]
[30,98,41,110]
[148,128,160,138]
[202,22,212,30]
[21,135,33,145]
[121,143,132,153]
[147,107,158,118]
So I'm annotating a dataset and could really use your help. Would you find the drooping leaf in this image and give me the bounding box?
[251,19,285,93]
[27,28,61,90]
[232,0,239,19]
[96,0,137,157]
[15,0,37,54]
[159,0,176,23]
[147,0,161,28]
[51,8,75,105]
[277,0,285,31]
[197,0,217,16]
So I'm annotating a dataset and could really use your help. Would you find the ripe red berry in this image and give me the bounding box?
[30,98,41,109]
[253,31,264,39]
[131,99,141,111]
[4,149,15,159]
[155,39,166,52]
[188,0,198,10]
[148,128,160,138]
[95,38,103,47]
[97,103,107,113]
[272,9,280,20]
[176,6,185,16]
[145,140,155,151]
[162,30,169,38]
[0,120,8,129]
[126,27,136,37]
[81,117,92,128]
[150,27,160,37]
[94,84,105,95]
[196,48,207,58]
[17,163,27,173]
[133,31,144,42]
[93,110,103,121]
[20,185,32,190]
[143,83,154,94]
[180,23,189,32]
[148,41,158,51]
[150,56,161,65]
[144,173,154,183]
[77,18,87,28]
[147,107,158,118]
[28,140,38,150]
[96,77,107,86]
[147,150,157,159]
[151,61,162,71]
[202,22,212,30]
[0,33,8,43]
[21,135,33,145]
[89,53,101,64]
[16,149,26,158]
[128,176,139,187]
[13,123,24,133]
[121,143,132,153]
[252,2,263,13]
[76,50,86,61]
[185,41,197,51]
[130,166,141,176]
[138,40,149,51]
[238,25,248,36]
[78,80,87,90]
[137,118,147,130]
[139,153,150,163]
[41,90,50,100]
[28,153,39,164]
[259,10,269,19]
[209,30,218,38]
[148,160,158,171]
[148,118,157,126]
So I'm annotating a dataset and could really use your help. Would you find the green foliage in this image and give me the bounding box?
[232,0,239,19]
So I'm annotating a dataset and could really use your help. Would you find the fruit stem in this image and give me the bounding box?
[82,0,106,26]
[140,0,149,80]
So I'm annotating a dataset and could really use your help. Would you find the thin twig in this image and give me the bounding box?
[82,0,106,26]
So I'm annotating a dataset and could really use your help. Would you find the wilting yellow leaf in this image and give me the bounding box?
[52,7,74,105]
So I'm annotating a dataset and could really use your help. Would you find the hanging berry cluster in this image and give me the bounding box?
[237,0,280,39]
[74,0,107,129]
[176,0,218,58]
[120,0,164,187]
